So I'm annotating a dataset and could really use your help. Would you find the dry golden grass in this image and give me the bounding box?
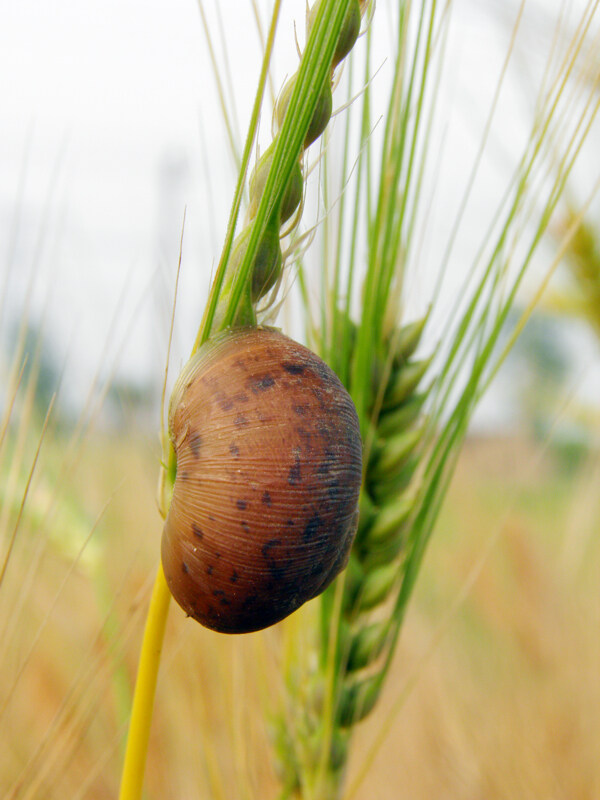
[2,431,598,798]
[347,435,600,799]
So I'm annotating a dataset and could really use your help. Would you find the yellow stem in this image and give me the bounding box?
[118,562,171,800]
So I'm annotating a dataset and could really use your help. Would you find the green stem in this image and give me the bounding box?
[118,563,171,800]
[195,0,283,349]
[221,0,351,329]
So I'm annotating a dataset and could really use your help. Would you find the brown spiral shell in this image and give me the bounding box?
[161,327,362,634]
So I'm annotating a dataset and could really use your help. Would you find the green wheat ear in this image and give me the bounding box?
[208,0,366,335]
[272,314,432,793]
[340,317,430,698]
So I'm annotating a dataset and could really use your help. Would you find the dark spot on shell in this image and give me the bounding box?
[229,443,240,457]
[189,430,202,457]
[235,414,248,427]
[242,594,258,609]
[241,520,250,533]
[220,598,231,606]
[213,589,225,597]
[250,374,275,392]
[327,480,340,500]
[303,513,321,542]
[286,519,294,526]
[262,491,272,506]
[215,552,221,559]
[262,539,289,589]
[181,470,189,481]
[262,539,282,558]
[236,499,247,510]
[288,449,301,485]
[207,565,213,575]
[209,513,216,521]
[317,461,330,476]
[230,570,238,583]
[294,404,307,416]
[268,561,285,581]
[296,427,313,451]
[282,362,305,375]
[217,393,234,411]
[192,523,204,539]
[182,561,189,574]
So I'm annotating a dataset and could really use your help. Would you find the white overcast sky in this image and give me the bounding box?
[1,0,258,403]
[1,0,599,427]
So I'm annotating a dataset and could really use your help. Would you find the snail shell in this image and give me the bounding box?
[161,327,362,634]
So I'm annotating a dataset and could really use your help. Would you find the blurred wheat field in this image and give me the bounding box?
[2,428,598,799]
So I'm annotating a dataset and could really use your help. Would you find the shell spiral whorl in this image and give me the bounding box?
[161,327,363,634]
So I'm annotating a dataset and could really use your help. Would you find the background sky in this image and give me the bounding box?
[1,0,599,431]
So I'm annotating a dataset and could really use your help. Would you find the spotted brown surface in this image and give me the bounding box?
[161,327,362,634]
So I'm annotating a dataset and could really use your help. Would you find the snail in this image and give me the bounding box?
[161,327,363,634]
